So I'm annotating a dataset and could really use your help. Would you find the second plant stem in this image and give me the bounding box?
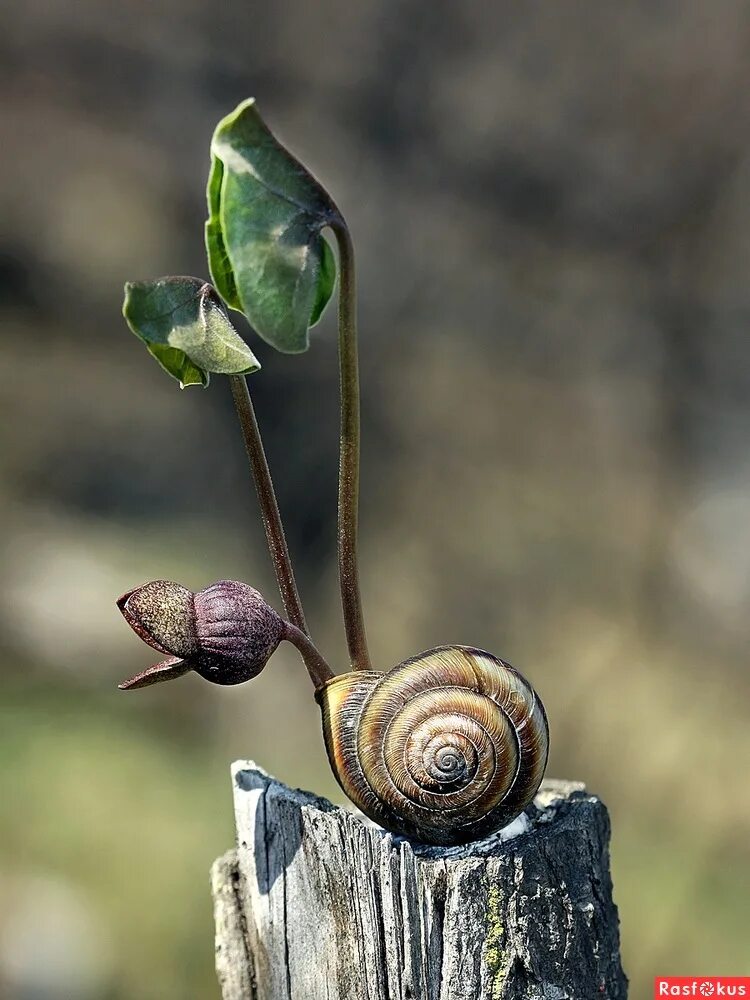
[331,219,371,672]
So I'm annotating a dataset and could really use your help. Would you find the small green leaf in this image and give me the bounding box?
[123,277,260,388]
[206,98,338,354]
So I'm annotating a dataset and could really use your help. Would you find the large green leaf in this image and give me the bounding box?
[206,98,337,354]
[123,277,260,388]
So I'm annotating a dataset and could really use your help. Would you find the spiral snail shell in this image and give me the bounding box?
[318,645,548,845]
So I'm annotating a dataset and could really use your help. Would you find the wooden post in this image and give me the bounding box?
[211,761,627,1000]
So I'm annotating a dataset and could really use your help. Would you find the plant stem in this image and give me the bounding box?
[330,220,372,671]
[229,374,308,635]
[283,622,334,690]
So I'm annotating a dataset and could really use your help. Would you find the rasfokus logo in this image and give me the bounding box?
[655,978,750,997]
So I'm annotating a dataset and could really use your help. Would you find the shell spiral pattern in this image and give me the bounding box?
[317,645,549,846]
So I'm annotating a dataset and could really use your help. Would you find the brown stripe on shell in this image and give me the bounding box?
[316,671,385,823]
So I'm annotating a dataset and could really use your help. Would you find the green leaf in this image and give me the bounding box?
[123,277,261,388]
[205,98,338,354]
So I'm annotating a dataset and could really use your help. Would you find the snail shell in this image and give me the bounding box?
[317,645,549,846]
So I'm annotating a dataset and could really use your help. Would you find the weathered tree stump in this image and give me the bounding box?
[211,761,627,999]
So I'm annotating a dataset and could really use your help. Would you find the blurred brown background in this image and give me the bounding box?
[1,2,749,997]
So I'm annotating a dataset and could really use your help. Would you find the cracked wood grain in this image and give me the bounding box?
[211,762,627,1000]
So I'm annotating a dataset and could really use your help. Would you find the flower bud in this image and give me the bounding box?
[192,581,284,685]
[117,579,285,689]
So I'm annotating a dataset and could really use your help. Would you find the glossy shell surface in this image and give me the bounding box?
[317,645,549,846]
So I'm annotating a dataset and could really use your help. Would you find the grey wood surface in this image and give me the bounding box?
[211,761,627,1000]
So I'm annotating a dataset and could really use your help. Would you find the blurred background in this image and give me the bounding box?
[1,1,749,997]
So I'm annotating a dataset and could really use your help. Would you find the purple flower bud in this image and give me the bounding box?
[192,581,284,685]
[117,579,285,690]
